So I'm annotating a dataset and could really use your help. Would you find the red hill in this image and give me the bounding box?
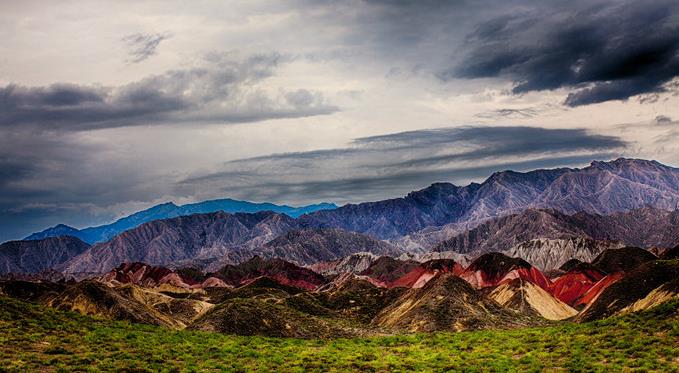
[460,252,551,291]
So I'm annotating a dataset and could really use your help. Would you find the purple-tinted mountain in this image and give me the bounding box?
[0,236,90,274]
[433,207,679,255]
[59,211,299,274]
[300,159,679,240]
[25,199,336,244]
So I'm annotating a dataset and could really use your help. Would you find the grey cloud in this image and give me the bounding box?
[122,32,171,63]
[654,115,673,125]
[179,126,627,205]
[448,0,679,106]
[366,127,626,169]
[0,53,337,131]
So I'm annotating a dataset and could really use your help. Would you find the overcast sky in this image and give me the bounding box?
[1,0,679,241]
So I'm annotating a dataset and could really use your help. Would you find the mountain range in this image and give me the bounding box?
[25,199,337,244]
[2,158,679,280]
[299,158,679,245]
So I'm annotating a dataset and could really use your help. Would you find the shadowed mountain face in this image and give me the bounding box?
[358,257,420,287]
[58,218,405,276]
[662,245,679,260]
[0,236,90,275]
[212,256,327,290]
[578,260,679,322]
[300,159,679,241]
[590,247,657,274]
[25,199,337,244]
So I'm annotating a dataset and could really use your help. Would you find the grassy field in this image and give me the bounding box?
[0,296,677,372]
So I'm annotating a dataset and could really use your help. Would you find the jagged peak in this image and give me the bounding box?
[589,158,669,170]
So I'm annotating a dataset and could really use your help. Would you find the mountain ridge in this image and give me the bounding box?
[25,199,337,244]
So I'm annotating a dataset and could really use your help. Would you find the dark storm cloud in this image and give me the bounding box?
[448,0,679,106]
[180,125,627,204]
[0,53,337,131]
[122,32,171,63]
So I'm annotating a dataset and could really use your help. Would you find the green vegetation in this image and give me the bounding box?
[1,296,677,372]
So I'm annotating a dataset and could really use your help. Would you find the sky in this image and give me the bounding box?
[1,0,679,242]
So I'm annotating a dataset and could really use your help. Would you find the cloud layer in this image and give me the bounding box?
[179,126,627,204]
[0,53,336,131]
[449,0,679,106]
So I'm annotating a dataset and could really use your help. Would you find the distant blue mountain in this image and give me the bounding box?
[25,199,337,244]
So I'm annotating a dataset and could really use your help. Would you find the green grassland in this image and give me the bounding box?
[0,296,677,372]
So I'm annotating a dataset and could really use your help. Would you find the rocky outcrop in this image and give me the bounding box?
[505,238,624,271]
[307,252,379,276]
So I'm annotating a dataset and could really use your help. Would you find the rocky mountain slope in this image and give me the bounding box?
[307,252,379,276]
[358,257,420,287]
[254,228,401,266]
[0,236,90,274]
[433,207,679,255]
[58,211,300,274]
[506,238,624,271]
[389,259,465,288]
